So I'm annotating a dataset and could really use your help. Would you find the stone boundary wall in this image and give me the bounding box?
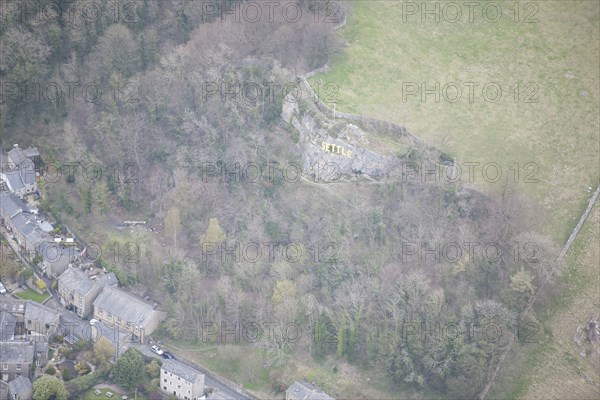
[297,74,423,146]
[480,183,600,399]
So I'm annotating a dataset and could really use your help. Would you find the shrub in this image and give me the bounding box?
[35,277,46,290]
[61,368,72,381]
[66,368,109,399]
[75,361,90,375]
[45,365,56,375]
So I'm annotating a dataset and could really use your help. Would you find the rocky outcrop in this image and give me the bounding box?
[283,94,405,181]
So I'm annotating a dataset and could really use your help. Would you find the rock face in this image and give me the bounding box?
[283,94,399,181]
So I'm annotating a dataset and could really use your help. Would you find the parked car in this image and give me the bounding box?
[162,351,175,359]
[0,282,7,294]
[89,319,99,326]
[151,345,164,355]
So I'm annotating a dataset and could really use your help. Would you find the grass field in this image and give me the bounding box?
[488,204,600,399]
[167,341,409,400]
[15,288,50,303]
[310,1,600,398]
[312,0,600,242]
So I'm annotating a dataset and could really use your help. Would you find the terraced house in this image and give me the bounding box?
[0,144,39,199]
[23,301,59,338]
[57,267,118,318]
[0,342,34,382]
[93,286,166,343]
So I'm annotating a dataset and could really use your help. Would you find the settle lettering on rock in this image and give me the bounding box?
[321,142,352,158]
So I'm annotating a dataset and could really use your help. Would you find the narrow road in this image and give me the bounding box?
[131,343,255,400]
[1,229,256,400]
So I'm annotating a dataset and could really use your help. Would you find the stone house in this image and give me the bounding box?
[160,359,205,400]
[93,286,166,343]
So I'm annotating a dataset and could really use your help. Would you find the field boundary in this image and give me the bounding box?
[479,183,600,399]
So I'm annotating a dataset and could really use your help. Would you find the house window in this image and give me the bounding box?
[16,364,21,371]
[107,313,112,319]
[2,364,7,370]
[163,386,167,390]
[98,310,103,315]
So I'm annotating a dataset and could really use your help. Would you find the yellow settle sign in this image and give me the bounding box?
[321,142,352,158]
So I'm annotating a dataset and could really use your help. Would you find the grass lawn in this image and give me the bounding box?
[83,387,148,400]
[311,0,600,242]
[15,288,50,303]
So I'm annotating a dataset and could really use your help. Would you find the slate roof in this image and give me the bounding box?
[97,272,119,287]
[286,381,335,400]
[24,301,60,326]
[8,376,33,399]
[39,241,75,265]
[58,267,95,296]
[0,300,26,314]
[7,148,26,166]
[6,147,37,168]
[23,147,40,159]
[0,311,17,340]
[0,380,9,400]
[161,359,204,383]
[26,227,53,248]
[0,192,25,218]
[93,286,158,328]
[33,339,48,354]
[11,213,34,236]
[0,341,34,364]
[2,170,25,190]
[20,166,36,185]
[37,220,54,232]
